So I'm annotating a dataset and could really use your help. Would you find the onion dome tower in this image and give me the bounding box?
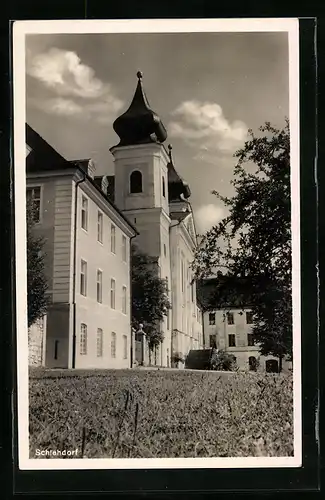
[112,71,168,147]
[167,144,191,201]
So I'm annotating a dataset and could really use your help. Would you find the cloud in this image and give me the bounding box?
[29,97,83,116]
[169,100,248,154]
[27,47,106,99]
[26,47,124,123]
[195,204,226,233]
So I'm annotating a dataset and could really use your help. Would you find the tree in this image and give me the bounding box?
[131,244,171,361]
[27,203,49,328]
[193,121,291,371]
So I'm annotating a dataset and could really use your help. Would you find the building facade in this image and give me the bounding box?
[203,307,292,373]
[26,126,137,369]
[26,71,204,369]
[109,71,204,367]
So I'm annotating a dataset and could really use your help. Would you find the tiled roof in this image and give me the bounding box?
[26,124,137,236]
[197,276,254,311]
[169,210,190,222]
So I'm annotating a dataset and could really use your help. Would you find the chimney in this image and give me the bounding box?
[87,159,96,179]
[101,175,109,195]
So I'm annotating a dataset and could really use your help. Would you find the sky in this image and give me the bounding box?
[25,31,289,234]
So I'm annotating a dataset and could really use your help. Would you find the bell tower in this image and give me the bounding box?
[110,71,172,367]
[110,72,171,257]
[110,71,169,215]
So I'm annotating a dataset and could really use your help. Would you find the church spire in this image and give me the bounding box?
[112,71,168,147]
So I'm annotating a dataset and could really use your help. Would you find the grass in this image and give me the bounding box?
[29,368,293,458]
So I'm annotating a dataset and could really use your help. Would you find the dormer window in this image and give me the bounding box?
[130,170,143,193]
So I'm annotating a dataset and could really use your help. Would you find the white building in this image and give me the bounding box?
[26,125,137,369]
[199,277,292,373]
[26,71,204,369]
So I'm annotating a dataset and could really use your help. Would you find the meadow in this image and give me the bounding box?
[29,368,293,458]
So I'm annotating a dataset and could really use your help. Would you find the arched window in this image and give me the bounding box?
[266,359,279,373]
[130,170,143,193]
[162,176,166,198]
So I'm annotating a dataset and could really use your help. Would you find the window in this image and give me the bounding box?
[249,356,257,371]
[228,334,236,347]
[54,340,59,360]
[123,335,127,359]
[97,270,103,303]
[26,186,41,223]
[209,335,216,348]
[130,170,143,193]
[122,235,127,262]
[191,281,194,303]
[122,286,127,314]
[181,253,185,293]
[247,333,255,346]
[97,328,103,357]
[111,224,116,253]
[163,244,167,257]
[266,359,279,373]
[80,324,87,355]
[246,311,253,324]
[97,211,103,243]
[111,332,116,358]
[167,309,170,330]
[80,260,87,296]
[209,312,216,325]
[110,279,116,309]
[227,312,235,325]
[162,176,166,198]
[81,195,88,230]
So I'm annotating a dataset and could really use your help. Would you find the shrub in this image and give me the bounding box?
[210,350,238,371]
[171,352,184,364]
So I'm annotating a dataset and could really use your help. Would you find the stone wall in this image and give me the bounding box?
[28,316,46,366]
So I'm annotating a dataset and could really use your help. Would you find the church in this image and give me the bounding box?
[26,71,204,369]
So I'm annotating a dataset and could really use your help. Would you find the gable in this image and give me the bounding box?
[185,214,196,242]
[26,123,68,173]
[181,212,197,244]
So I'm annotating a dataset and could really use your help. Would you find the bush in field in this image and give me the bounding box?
[29,369,293,459]
[210,350,238,371]
[171,352,185,365]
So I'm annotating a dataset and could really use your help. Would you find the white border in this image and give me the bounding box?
[13,18,301,470]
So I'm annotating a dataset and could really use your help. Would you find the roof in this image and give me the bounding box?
[69,159,91,170]
[167,145,191,200]
[106,175,115,202]
[169,210,190,222]
[26,123,137,236]
[112,71,167,147]
[197,275,254,311]
[26,123,68,172]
